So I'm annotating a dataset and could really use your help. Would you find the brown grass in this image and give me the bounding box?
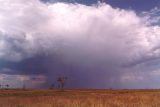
[0,89,160,107]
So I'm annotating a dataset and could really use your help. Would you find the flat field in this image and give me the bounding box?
[0,89,160,107]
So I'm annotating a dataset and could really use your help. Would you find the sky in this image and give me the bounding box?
[0,0,160,89]
[42,0,160,11]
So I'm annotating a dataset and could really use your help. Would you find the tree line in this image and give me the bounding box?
[0,84,9,89]
[0,76,68,91]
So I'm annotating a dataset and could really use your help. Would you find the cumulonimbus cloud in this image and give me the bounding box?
[0,0,160,88]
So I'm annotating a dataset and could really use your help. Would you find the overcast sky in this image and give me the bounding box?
[0,0,160,89]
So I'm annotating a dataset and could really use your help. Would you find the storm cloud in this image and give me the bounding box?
[0,0,160,88]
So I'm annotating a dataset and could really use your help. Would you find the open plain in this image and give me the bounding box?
[0,89,160,107]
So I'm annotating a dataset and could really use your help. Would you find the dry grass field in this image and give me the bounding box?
[0,89,160,107]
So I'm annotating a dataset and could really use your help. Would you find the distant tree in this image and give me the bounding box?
[0,84,1,89]
[57,76,68,91]
[23,84,26,90]
[5,84,9,89]
[109,88,112,90]
[49,83,55,89]
[58,84,60,89]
